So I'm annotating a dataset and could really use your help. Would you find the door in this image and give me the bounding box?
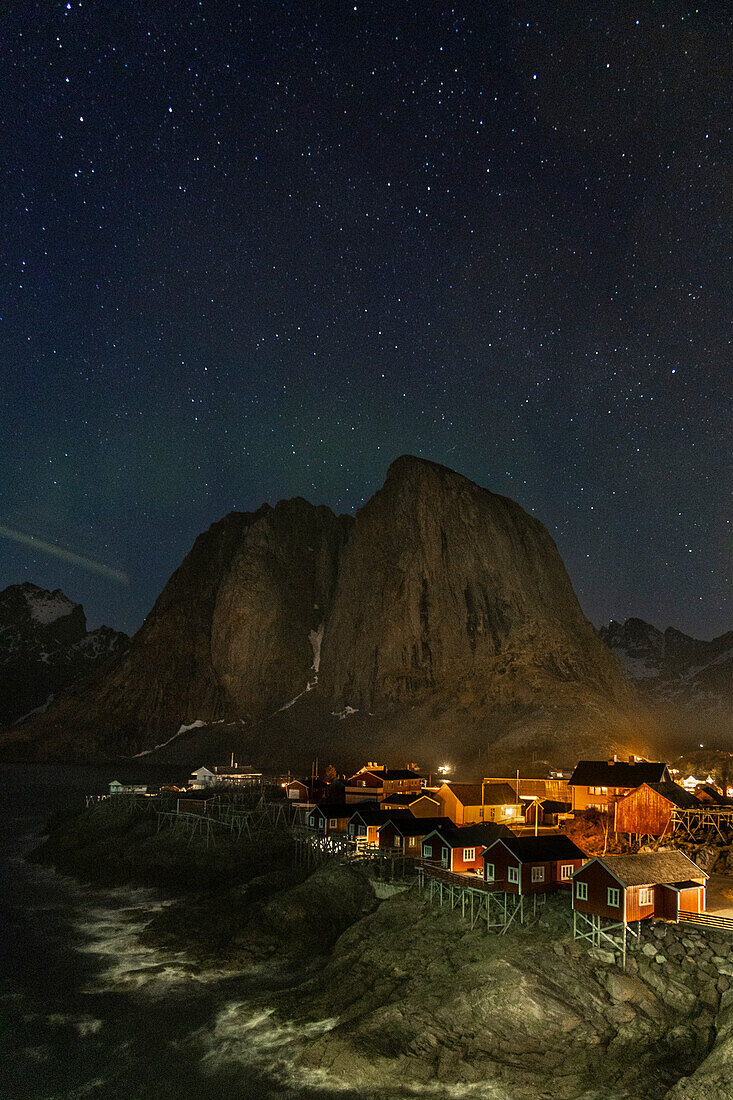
[441,847,450,869]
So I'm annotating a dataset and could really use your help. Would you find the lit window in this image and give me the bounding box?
[463,847,475,861]
[394,835,401,847]
[576,881,588,901]
[560,864,573,880]
[607,887,620,907]
[485,862,495,881]
[639,887,653,906]
[424,844,433,858]
[531,866,545,883]
[508,866,519,884]
[601,787,608,795]
[506,807,515,816]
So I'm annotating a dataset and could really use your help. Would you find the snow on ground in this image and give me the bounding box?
[13,694,55,726]
[23,588,76,624]
[331,706,358,720]
[132,718,215,758]
[308,623,324,675]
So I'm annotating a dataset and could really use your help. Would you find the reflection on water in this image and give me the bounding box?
[0,765,356,1100]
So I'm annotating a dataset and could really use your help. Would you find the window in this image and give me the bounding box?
[358,826,366,837]
[589,786,598,795]
[505,807,515,817]
[531,866,545,883]
[607,887,620,907]
[601,787,608,795]
[639,888,653,906]
[309,815,316,827]
[560,864,573,881]
[424,844,433,858]
[485,862,495,882]
[360,780,366,787]
[329,818,337,828]
[394,835,402,847]
[576,881,588,901]
[508,866,519,884]
[463,847,476,861]
[348,825,354,835]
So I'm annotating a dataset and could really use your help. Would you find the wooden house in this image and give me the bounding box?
[433,782,523,826]
[380,792,440,816]
[379,816,453,858]
[568,759,671,813]
[614,782,701,838]
[524,798,572,828]
[420,822,513,874]
[190,764,262,789]
[109,780,148,796]
[347,807,410,846]
[306,801,374,836]
[572,850,707,925]
[345,765,424,803]
[284,779,310,801]
[482,835,587,894]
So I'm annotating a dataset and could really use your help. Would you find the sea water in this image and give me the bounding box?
[0,764,352,1100]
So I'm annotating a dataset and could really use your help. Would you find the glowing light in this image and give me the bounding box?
[0,523,129,584]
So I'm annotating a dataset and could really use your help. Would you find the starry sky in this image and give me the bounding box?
[1,1,730,638]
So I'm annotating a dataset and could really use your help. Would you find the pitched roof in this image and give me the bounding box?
[643,782,701,809]
[481,782,520,806]
[386,816,454,838]
[425,821,513,848]
[592,851,707,887]
[312,800,376,818]
[381,768,423,781]
[487,835,586,862]
[439,782,483,805]
[381,792,439,806]
[569,760,669,787]
[348,807,412,825]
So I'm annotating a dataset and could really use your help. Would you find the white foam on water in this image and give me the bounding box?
[198,1001,344,1092]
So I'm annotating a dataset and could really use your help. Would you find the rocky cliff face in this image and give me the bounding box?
[600,617,733,711]
[0,456,637,763]
[1,502,349,758]
[320,456,628,714]
[0,583,128,726]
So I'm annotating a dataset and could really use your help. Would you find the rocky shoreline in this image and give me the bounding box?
[32,801,733,1098]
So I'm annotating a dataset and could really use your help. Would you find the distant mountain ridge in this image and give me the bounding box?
[599,617,733,711]
[0,582,128,726]
[0,457,638,767]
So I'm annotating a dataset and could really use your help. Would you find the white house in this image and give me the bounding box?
[109,780,148,795]
[190,763,262,789]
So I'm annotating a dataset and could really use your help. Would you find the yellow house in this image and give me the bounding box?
[433,782,522,826]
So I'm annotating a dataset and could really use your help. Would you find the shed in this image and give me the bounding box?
[347,806,410,846]
[524,798,572,827]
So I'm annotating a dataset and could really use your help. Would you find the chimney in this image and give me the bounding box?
[607,755,617,766]
[629,755,636,764]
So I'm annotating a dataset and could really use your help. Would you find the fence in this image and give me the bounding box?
[679,911,733,932]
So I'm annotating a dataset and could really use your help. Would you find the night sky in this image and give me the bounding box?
[1,1,729,638]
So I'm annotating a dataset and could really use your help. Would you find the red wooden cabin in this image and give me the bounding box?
[307,800,375,836]
[572,851,707,925]
[347,806,410,846]
[420,822,513,875]
[379,816,453,858]
[482,835,587,894]
[613,782,701,838]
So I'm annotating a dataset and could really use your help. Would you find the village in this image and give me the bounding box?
[104,752,733,969]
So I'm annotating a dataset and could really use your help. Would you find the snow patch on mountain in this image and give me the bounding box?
[24,587,76,624]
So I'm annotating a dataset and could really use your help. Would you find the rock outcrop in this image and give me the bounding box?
[320,456,627,715]
[0,582,128,727]
[0,456,637,764]
[600,617,733,712]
